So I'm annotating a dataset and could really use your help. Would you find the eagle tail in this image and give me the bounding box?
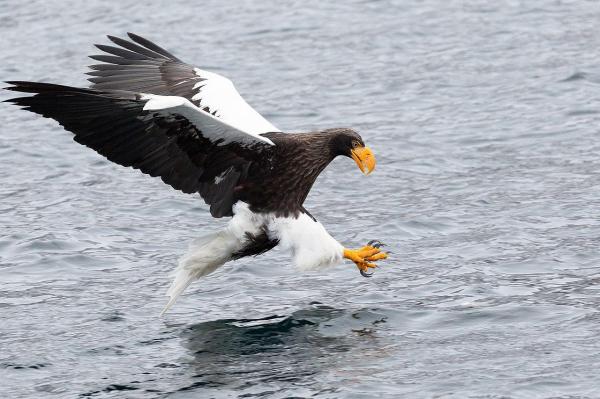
[161,231,236,315]
[160,202,279,315]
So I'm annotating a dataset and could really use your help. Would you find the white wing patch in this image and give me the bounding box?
[141,94,274,146]
[192,68,280,135]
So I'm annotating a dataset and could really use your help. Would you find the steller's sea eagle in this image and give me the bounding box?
[4,33,388,314]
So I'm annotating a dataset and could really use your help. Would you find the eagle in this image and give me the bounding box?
[4,33,388,313]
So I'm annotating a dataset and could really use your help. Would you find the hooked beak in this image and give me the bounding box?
[350,146,376,175]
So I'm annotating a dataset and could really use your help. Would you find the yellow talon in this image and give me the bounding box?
[343,244,388,276]
[366,252,388,261]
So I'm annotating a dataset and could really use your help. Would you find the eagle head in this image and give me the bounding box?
[327,128,376,175]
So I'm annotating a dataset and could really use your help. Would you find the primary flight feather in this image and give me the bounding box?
[4,33,388,313]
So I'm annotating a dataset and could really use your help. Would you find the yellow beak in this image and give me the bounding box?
[351,146,376,175]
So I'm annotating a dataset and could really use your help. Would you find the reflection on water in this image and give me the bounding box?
[177,305,385,394]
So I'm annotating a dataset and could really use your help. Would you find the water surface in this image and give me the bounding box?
[2,1,600,398]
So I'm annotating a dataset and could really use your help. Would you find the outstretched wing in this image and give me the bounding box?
[87,32,280,135]
[5,81,273,217]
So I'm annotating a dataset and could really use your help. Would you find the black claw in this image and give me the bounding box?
[360,269,373,278]
[367,239,385,248]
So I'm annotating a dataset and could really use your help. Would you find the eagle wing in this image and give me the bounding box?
[88,32,280,135]
[5,81,273,217]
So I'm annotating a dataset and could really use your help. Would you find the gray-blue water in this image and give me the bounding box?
[2,1,600,398]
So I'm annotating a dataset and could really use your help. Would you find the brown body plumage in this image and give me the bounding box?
[238,129,362,217]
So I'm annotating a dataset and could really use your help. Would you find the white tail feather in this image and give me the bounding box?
[160,231,236,315]
[160,202,266,315]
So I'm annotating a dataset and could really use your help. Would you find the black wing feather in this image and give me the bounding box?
[86,33,204,107]
[4,81,264,218]
[107,35,170,60]
[94,44,154,61]
[127,32,182,61]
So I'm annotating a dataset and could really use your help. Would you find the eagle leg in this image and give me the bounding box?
[343,245,388,276]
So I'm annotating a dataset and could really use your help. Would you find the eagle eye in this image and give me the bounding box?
[352,140,360,148]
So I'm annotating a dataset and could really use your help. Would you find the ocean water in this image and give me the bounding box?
[2,1,600,398]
